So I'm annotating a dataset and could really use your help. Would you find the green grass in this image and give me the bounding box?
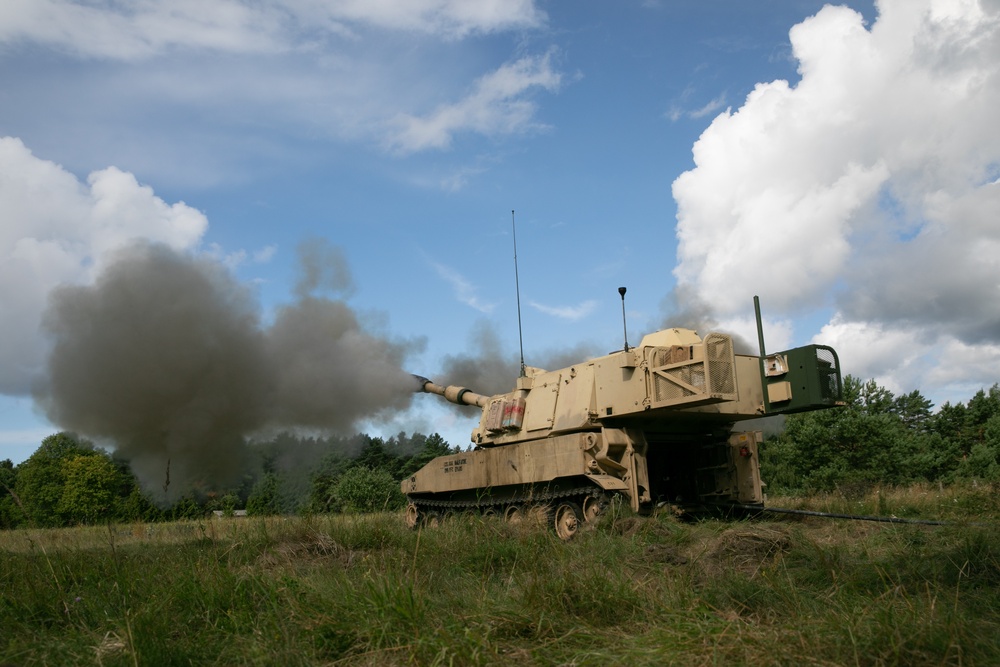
[2,487,999,666]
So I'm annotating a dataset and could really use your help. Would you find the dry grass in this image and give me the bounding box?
[767,479,1000,522]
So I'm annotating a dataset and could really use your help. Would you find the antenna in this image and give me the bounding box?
[512,210,526,377]
[753,295,766,357]
[619,286,629,351]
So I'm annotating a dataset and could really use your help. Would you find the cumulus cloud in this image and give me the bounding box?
[0,0,545,59]
[670,0,1000,401]
[0,136,206,394]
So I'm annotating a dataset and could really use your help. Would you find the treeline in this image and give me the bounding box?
[0,431,458,529]
[4,375,1000,528]
[762,375,1000,493]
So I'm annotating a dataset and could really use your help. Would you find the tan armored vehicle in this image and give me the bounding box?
[404,302,842,538]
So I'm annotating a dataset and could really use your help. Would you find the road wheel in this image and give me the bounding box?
[527,504,550,526]
[581,495,602,523]
[504,505,522,524]
[552,502,582,540]
[404,503,420,530]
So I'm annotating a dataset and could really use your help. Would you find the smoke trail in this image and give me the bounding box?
[294,239,354,299]
[35,241,417,500]
[439,319,601,397]
[439,321,516,397]
[659,291,757,355]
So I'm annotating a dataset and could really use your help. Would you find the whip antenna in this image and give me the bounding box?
[512,210,526,377]
[619,286,629,351]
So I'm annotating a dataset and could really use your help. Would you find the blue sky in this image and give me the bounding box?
[3,0,1000,469]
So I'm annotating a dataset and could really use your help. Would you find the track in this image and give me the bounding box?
[405,486,612,539]
[407,495,991,538]
[406,485,603,512]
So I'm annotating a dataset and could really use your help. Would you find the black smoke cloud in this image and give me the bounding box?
[34,241,418,500]
[439,321,516,397]
[439,319,601,399]
[660,289,757,355]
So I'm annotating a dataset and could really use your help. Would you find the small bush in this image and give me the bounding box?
[334,466,405,513]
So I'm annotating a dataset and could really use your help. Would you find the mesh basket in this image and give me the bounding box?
[649,333,736,405]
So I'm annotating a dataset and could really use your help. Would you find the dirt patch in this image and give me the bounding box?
[695,525,792,578]
[255,532,361,571]
[605,515,681,541]
[607,516,645,537]
[644,543,689,565]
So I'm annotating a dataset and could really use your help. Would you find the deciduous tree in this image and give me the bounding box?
[15,433,101,526]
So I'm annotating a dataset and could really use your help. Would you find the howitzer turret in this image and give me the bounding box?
[404,304,843,538]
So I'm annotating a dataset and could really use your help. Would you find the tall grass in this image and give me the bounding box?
[2,486,998,666]
[766,479,1000,522]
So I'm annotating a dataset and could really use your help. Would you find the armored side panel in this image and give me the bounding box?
[402,431,630,506]
[593,351,646,418]
[551,364,597,432]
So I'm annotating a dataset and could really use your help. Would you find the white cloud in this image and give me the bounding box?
[253,245,278,263]
[0,0,288,59]
[204,244,248,270]
[670,0,1000,400]
[0,137,207,394]
[0,2,557,184]
[688,93,728,119]
[815,317,1000,405]
[666,84,728,123]
[813,318,930,391]
[668,92,728,122]
[431,261,496,313]
[439,166,488,192]
[202,243,275,270]
[305,0,545,39]
[386,50,562,153]
[0,0,545,60]
[529,299,598,321]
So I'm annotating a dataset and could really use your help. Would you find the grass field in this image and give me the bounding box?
[2,484,999,666]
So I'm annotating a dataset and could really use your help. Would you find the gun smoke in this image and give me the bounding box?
[439,319,601,398]
[34,241,419,500]
[660,291,757,356]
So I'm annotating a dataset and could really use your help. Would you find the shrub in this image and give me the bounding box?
[334,467,405,513]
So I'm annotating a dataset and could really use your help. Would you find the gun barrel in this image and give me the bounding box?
[412,374,489,408]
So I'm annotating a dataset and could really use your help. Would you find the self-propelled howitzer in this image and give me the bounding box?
[404,322,842,538]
